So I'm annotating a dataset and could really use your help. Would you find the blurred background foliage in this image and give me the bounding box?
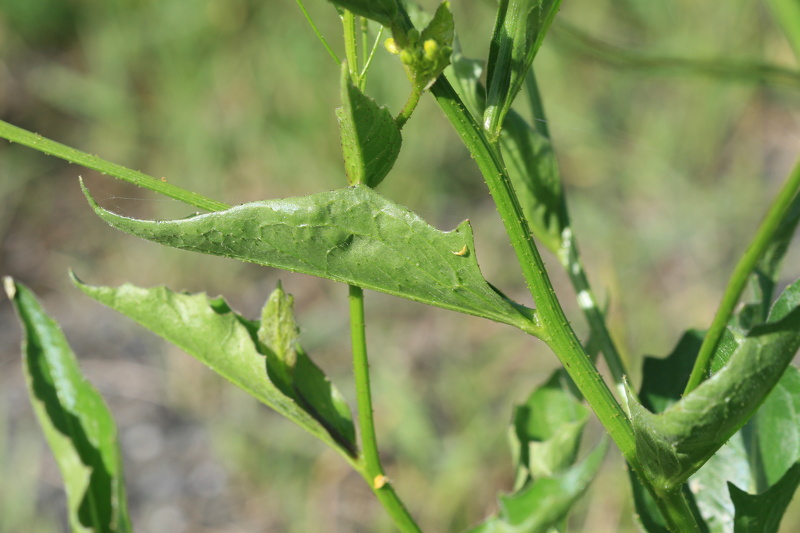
[1,0,799,531]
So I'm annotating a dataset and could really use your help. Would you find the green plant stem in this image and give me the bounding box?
[0,119,229,213]
[429,76,633,453]
[349,285,422,533]
[395,88,422,129]
[343,10,360,84]
[427,76,701,532]
[558,231,634,405]
[684,161,800,394]
[655,489,703,533]
[296,0,341,65]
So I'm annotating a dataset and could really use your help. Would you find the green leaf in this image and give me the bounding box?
[510,371,588,487]
[500,108,567,254]
[386,1,454,91]
[4,277,132,533]
[766,0,800,62]
[468,439,608,533]
[751,366,800,487]
[72,276,358,459]
[81,182,538,335]
[336,64,402,188]
[326,0,400,27]
[628,279,800,493]
[258,283,356,453]
[729,463,800,533]
[444,41,487,121]
[484,0,563,136]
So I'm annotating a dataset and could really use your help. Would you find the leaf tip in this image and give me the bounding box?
[3,276,16,300]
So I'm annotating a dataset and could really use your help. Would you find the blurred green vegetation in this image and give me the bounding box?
[1,0,799,531]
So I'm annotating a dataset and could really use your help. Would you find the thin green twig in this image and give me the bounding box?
[684,160,800,394]
[349,286,422,533]
[0,119,229,213]
[295,0,341,65]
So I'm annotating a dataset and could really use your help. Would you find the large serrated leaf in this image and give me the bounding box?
[468,439,607,533]
[629,279,800,493]
[484,0,563,135]
[337,65,402,188]
[81,182,537,334]
[72,276,358,460]
[5,278,132,533]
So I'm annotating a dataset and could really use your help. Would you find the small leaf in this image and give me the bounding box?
[629,279,800,492]
[484,0,563,136]
[5,278,132,533]
[325,0,400,27]
[336,64,402,188]
[729,463,800,533]
[81,182,537,335]
[510,371,588,486]
[468,439,607,533]
[72,276,358,459]
[259,283,356,452]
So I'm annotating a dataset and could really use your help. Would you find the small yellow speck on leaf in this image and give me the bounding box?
[453,245,468,256]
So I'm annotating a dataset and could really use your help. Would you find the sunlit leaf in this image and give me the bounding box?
[5,278,132,533]
[336,64,401,188]
[73,276,358,459]
[81,182,537,335]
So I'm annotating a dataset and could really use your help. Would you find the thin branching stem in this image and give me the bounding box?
[0,119,228,213]
[685,161,800,394]
[295,0,341,65]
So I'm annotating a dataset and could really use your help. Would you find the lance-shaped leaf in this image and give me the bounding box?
[4,277,132,533]
[81,182,538,335]
[336,65,402,188]
[325,0,399,27]
[484,0,563,136]
[73,276,358,459]
[468,438,607,533]
[628,279,800,493]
